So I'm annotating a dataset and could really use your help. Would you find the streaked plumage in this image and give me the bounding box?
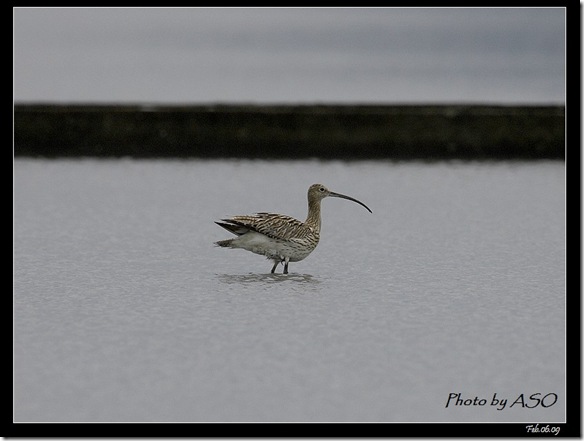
[215,184,372,274]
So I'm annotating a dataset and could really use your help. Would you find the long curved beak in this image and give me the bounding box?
[329,191,372,213]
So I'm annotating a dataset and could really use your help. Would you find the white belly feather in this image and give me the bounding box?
[229,231,317,262]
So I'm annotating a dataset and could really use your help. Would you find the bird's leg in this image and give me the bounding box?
[283,257,290,274]
[270,260,279,273]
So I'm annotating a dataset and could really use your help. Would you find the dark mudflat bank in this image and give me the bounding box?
[14,104,565,159]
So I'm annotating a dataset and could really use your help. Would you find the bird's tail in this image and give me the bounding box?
[215,239,234,247]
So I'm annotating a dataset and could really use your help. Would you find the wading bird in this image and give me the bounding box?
[215,184,372,274]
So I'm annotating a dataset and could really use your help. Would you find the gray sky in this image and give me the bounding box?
[13,7,566,104]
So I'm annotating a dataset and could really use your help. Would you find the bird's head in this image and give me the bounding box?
[308,184,372,213]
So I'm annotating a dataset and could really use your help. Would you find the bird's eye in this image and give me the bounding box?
[319,187,325,192]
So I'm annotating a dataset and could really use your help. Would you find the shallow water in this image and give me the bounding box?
[13,159,565,422]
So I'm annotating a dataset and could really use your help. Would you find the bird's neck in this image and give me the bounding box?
[305,199,322,232]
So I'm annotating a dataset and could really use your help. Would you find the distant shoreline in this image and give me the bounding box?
[14,104,565,160]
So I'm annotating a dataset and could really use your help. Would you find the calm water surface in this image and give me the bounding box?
[14,159,565,422]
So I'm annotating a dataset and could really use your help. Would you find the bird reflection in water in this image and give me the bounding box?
[217,272,321,286]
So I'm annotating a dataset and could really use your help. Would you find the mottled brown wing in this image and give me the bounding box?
[222,212,309,241]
